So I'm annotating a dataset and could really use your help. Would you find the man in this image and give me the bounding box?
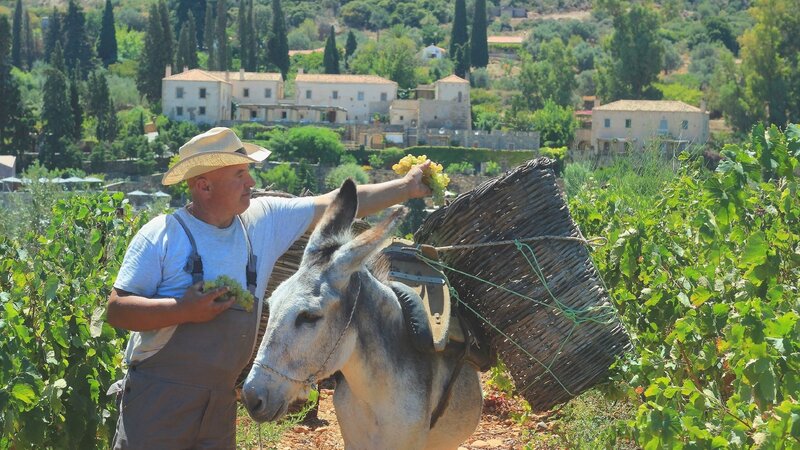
[107,127,431,448]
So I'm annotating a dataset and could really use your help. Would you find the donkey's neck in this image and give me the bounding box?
[339,271,409,399]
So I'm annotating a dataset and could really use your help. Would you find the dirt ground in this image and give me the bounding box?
[271,375,543,450]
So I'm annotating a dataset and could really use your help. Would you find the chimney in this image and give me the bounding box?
[700,99,707,112]
[165,65,172,78]
[298,68,304,75]
[183,66,188,73]
[225,70,230,81]
[239,68,245,81]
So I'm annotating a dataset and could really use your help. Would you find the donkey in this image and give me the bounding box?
[242,179,482,449]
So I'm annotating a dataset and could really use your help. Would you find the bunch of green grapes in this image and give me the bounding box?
[392,154,451,205]
[204,275,255,312]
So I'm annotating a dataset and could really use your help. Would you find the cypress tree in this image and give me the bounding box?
[136,3,166,102]
[344,30,357,70]
[215,0,228,70]
[449,0,468,59]
[323,26,339,74]
[63,0,93,77]
[158,0,174,70]
[176,23,191,72]
[470,0,488,68]
[11,0,22,68]
[23,11,34,68]
[1,15,34,160]
[44,8,61,63]
[203,0,215,67]
[68,72,82,140]
[89,71,118,141]
[247,0,257,71]
[98,0,118,67]
[267,0,289,79]
[186,11,199,69]
[40,65,73,168]
[51,41,65,72]
[239,0,257,71]
[238,0,247,69]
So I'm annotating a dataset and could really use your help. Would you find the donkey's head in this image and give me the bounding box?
[243,179,404,422]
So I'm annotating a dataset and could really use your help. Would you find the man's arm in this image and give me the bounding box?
[107,284,233,332]
[310,161,432,228]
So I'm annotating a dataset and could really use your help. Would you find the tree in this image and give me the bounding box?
[515,38,576,111]
[187,11,199,67]
[267,0,290,79]
[0,15,34,161]
[323,26,340,74]
[159,0,174,70]
[350,35,420,89]
[44,8,61,63]
[176,0,206,50]
[449,0,469,77]
[239,0,257,71]
[203,0,215,52]
[22,11,34,68]
[98,0,118,67]
[531,100,577,148]
[88,71,119,141]
[214,0,228,70]
[470,0,488,68]
[11,0,22,69]
[63,0,94,77]
[268,126,344,164]
[40,66,74,168]
[176,24,193,71]
[707,51,754,133]
[68,73,82,140]
[344,30,357,70]
[595,4,663,101]
[737,0,800,128]
[137,2,168,102]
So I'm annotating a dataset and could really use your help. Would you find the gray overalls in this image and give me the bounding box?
[111,214,260,449]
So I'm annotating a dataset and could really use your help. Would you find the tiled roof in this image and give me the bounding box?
[163,69,229,82]
[294,74,396,85]
[594,100,703,113]
[436,74,469,84]
[487,35,525,45]
[208,71,282,81]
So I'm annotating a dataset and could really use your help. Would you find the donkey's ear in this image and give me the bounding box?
[330,206,406,286]
[307,178,358,252]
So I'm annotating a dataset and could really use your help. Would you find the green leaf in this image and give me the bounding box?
[12,383,36,406]
[740,232,767,268]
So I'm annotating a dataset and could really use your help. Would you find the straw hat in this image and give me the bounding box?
[161,127,271,185]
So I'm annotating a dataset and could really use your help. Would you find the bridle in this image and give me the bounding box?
[252,277,362,389]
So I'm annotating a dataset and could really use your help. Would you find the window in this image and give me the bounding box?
[681,120,688,129]
[265,88,272,98]
[176,87,184,99]
[625,118,631,128]
[357,91,364,101]
[243,88,250,98]
[199,88,207,99]
[306,90,312,99]
[332,90,339,99]
[176,106,183,116]
[604,118,611,128]
[400,115,404,121]
[250,110,257,119]
[199,106,206,115]
[458,91,462,103]
[281,111,287,119]
[380,92,387,101]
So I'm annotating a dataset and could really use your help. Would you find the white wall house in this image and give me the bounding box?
[591,100,709,155]
[294,74,397,124]
[420,45,446,60]
[207,70,283,122]
[162,68,232,124]
[390,74,471,130]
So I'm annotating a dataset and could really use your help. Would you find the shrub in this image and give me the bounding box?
[446,161,474,175]
[325,163,369,190]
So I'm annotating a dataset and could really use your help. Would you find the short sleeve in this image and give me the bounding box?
[247,195,315,259]
[114,229,163,297]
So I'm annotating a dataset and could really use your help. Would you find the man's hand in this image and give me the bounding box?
[404,160,433,199]
[180,282,235,323]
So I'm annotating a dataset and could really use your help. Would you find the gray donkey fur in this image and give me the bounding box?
[242,179,482,449]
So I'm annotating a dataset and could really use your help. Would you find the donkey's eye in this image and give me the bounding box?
[295,311,322,327]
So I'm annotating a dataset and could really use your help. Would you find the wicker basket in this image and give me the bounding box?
[414,158,631,412]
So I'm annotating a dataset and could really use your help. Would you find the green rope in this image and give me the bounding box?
[412,238,625,398]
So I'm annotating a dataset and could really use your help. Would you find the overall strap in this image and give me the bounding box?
[172,212,204,285]
[235,215,258,297]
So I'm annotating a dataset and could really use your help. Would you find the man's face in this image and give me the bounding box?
[204,163,256,216]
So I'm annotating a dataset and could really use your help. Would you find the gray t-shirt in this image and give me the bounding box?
[114,196,315,364]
